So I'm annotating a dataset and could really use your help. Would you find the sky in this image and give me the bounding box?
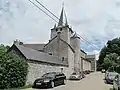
[0,0,120,58]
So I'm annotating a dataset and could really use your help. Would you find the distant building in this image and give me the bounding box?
[87,55,96,72]
[9,7,96,85]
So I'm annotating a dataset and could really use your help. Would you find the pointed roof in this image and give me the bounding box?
[58,7,64,26]
[71,32,80,39]
[58,6,68,27]
[54,24,56,28]
[64,11,68,26]
[9,44,68,66]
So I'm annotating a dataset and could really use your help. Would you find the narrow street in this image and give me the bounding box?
[24,72,113,90]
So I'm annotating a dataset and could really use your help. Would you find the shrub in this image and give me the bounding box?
[0,53,28,89]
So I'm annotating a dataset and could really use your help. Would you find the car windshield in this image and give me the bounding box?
[72,72,79,75]
[42,73,55,78]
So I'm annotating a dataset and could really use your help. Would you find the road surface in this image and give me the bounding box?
[24,72,113,90]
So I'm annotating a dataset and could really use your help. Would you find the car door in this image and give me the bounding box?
[59,73,65,84]
[57,74,63,85]
[114,75,119,89]
[54,74,60,86]
[118,75,120,89]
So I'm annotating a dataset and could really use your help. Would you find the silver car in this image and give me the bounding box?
[69,72,82,80]
[113,74,120,90]
[105,71,118,84]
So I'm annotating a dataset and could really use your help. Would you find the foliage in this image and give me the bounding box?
[0,44,9,56]
[102,53,120,70]
[0,45,28,89]
[97,37,120,70]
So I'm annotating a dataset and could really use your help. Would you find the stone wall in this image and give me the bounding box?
[26,61,69,85]
[82,60,91,71]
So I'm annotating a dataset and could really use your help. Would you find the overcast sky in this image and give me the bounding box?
[0,0,120,57]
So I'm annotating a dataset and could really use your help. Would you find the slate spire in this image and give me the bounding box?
[58,7,64,26]
[64,11,68,26]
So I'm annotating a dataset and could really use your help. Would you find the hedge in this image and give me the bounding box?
[0,53,28,89]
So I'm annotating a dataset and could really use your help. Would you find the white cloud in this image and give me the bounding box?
[87,50,100,60]
[0,0,120,53]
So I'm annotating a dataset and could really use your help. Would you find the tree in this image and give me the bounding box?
[0,44,9,56]
[0,45,28,89]
[97,37,120,70]
[102,53,119,70]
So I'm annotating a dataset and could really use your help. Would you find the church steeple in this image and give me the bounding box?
[57,4,68,27]
[64,11,68,26]
[58,7,64,26]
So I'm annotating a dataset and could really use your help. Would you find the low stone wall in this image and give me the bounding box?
[26,61,69,85]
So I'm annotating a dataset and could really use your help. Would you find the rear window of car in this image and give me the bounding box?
[107,67,114,72]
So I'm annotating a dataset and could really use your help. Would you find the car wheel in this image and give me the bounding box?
[105,80,109,84]
[51,81,55,88]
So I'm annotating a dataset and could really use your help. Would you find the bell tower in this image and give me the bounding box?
[50,7,73,44]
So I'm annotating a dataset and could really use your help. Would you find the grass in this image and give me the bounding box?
[4,84,32,90]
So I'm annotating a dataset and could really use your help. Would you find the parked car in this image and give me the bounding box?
[113,74,120,90]
[33,72,66,88]
[101,69,106,73]
[69,72,82,80]
[105,67,118,84]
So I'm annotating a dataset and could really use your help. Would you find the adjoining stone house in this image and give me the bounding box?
[80,50,96,72]
[86,55,96,72]
[80,50,91,71]
[8,7,96,85]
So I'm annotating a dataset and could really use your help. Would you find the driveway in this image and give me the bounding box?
[23,72,113,90]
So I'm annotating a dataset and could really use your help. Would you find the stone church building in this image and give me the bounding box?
[9,8,96,85]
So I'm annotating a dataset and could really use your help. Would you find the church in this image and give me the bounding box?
[9,7,96,85]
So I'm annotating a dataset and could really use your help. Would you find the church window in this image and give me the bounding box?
[49,53,52,55]
[62,57,64,61]
[60,28,62,31]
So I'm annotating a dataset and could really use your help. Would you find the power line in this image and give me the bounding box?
[28,0,58,23]
[77,34,99,50]
[28,0,100,50]
[34,0,59,20]
[80,37,98,50]
[34,0,66,25]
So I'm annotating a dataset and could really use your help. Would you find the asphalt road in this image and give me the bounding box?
[24,72,113,90]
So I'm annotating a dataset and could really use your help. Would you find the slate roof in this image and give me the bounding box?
[12,44,68,66]
[81,57,91,62]
[23,44,45,51]
[86,55,96,59]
